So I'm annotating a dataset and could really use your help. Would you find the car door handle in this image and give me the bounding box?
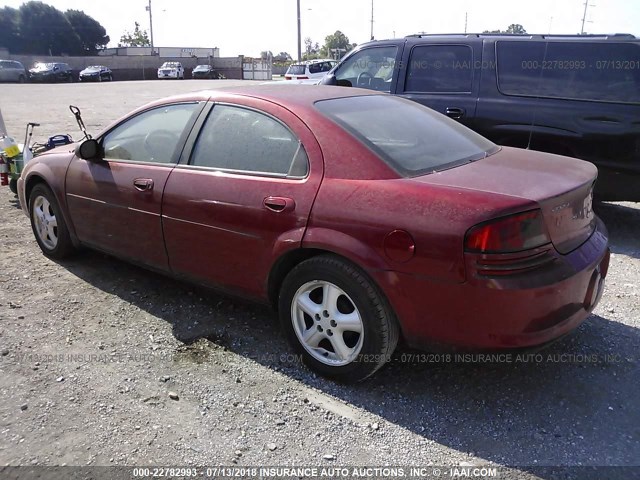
[133,178,154,192]
[263,196,295,213]
[445,107,465,119]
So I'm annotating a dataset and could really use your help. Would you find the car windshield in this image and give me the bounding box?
[161,62,180,68]
[194,65,209,70]
[286,65,306,75]
[315,95,499,176]
[86,66,103,70]
[32,63,54,71]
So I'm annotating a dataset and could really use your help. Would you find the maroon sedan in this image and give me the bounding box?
[18,86,610,382]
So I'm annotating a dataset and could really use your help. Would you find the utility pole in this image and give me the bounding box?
[297,0,302,61]
[580,1,595,35]
[146,0,154,53]
[370,0,374,40]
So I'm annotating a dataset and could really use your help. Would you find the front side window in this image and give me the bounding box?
[405,45,473,93]
[102,103,200,163]
[190,105,308,177]
[497,41,640,104]
[316,95,498,176]
[334,46,398,92]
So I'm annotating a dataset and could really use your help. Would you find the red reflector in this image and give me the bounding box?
[465,209,551,253]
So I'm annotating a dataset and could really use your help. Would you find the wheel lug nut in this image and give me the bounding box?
[322,310,329,318]
[315,314,321,321]
[330,320,337,327]
[317,325,323,332]
[327,330,333,336]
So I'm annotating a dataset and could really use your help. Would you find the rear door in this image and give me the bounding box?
[65,102,204,270]
[396,40,481,129]
[162,98,323,299]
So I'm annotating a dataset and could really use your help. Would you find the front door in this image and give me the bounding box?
[65,102,204,270]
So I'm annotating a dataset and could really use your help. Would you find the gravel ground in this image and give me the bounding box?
[0,82,639,479]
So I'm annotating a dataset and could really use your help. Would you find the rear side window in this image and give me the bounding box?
[190,105,308,177]
[497,41,640,104]
[316,95,498,176]
[405,45,473,93]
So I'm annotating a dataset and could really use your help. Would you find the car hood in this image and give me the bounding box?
[411,146,598,254]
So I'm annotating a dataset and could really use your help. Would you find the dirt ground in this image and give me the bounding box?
[0,81,638,479]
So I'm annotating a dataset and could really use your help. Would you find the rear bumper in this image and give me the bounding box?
[375,217,610,350]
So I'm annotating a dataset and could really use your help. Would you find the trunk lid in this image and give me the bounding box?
[412,147,597,254]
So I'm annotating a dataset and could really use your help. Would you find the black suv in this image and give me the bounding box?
[322,34,640,201]
[29,62,74,83]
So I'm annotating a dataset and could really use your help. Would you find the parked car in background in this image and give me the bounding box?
[79,65,112,82]
[29,62,73,83]
[0,60,28,83]
[285,59,337,81]
[157,62,184,79]
[18,85,609,382]
[322,33,640,202]
[192,64,215,79]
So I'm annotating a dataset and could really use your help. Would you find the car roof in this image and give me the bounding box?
[162,84,382,108]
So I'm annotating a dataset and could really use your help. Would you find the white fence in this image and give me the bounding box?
[243,59,272,80]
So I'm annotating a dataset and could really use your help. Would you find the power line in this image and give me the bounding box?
[580,0,595,35]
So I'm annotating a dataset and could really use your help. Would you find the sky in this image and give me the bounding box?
[2,0,639,58]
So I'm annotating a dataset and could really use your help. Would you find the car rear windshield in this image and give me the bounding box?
[315,95,498,176]
[287,65,306,75]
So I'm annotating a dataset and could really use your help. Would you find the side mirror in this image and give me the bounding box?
[76,139,102,160]
[320,74,337,86]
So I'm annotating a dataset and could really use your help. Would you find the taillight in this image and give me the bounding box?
[465,209,550,253]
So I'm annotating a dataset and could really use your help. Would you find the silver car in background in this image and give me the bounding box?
[0,60,27,83]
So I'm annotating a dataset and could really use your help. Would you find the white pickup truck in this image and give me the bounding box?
[157,62,184,80]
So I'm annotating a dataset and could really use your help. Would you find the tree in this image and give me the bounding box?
[119,22,150,47]
[0,7,20,53]
[483,24,527,35]
[17,1,81,55]
[65,9,109,55]
[303,37,321,60]
[321,30,354,59]
[506,24,527,34]
[273,51,292,63]
[260,50,273,60]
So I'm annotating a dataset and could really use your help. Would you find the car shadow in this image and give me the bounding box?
[58,250,639,477]
[594,201,640,260]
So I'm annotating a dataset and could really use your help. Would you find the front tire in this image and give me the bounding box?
[279,255,399,382]
[29,184,75,259]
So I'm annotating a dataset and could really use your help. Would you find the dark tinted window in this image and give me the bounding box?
[316,95,497,176]
[497,41,640,104]
[405,45,473,93]
[287,65,306,75]
[190,105,308,177]
[103,103,200,163]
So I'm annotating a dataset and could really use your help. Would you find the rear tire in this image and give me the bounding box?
[29,184,75,259]
[279,254,399,382]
